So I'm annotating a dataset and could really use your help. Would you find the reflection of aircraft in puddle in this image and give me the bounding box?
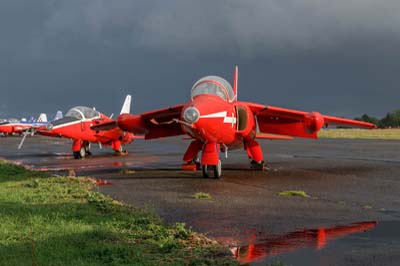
[232,221,377,264]
[34,95,139,159]
[94,66,376,178]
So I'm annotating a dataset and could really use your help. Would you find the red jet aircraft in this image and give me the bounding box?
[37,95,136,159]
[0,113,48,135]
[98,67,376,178]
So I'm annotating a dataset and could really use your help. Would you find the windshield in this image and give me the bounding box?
[65,106,100,120]
[191,76,234,102]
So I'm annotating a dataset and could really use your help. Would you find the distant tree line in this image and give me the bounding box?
[355,109,400,128]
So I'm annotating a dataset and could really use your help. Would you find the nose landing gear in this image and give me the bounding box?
[201,143,222,179]
[181,141,223,178]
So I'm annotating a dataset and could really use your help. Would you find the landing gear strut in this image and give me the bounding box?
[245,139,266,171]
[181,140,202,171]
[113,140,127,156]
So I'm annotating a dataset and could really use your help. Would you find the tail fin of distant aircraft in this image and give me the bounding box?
[37,113,47,123]
[53,111,63,121]
[233,65,238,101]
[120,95,132,114]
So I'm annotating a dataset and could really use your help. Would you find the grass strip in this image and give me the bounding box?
[318,129,400,140]
[0,161,236,266]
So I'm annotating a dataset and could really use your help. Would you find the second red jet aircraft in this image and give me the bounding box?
[38,95,136,159]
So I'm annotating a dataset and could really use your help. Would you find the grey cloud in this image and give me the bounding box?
[0,0,399,119]
[28,0,400,57]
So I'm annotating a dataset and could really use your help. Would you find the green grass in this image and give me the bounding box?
[0,161,236,266]
[193,192,212,200]
[318,128,400,140]
[278,190,310,198]
[120,169,136,174]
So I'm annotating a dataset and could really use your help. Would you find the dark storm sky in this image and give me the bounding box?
[1,0,400,119]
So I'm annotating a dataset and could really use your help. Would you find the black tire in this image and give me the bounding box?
[202,165,210,178]
[202,160,222,179]
[73,151,81,159]
[213,160,222,179]
[250,160,265,170]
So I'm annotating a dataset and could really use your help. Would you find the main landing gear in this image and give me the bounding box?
[112,140,128,156]
[250,159,266,170]
[72,140,91,159]
[245,139,266,171]
[71,140,127,159]
[181,139,266,179]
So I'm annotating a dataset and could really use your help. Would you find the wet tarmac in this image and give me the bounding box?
[1,135,400,265]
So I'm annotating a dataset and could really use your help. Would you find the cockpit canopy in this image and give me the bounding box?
[191,76,235,102]
[65,106,100,120]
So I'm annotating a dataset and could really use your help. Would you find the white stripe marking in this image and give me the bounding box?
[200,111,237,125]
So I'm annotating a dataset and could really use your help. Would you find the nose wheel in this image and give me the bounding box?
[202,160,222,179]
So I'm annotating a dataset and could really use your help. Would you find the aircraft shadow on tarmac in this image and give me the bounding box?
[85,169,210,180]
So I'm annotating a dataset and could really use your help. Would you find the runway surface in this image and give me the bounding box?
[1,135,399,265]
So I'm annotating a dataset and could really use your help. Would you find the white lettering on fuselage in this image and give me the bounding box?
[200,111,236,127]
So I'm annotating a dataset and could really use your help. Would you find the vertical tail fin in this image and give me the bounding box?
[233,65,238,101]
[120,95,132,114]
[53,111,63,121]
[37,113,48,123]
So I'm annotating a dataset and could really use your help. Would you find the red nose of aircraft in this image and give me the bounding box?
[182,95,235,143]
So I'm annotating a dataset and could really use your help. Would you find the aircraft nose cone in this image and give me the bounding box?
[183,107,200,124]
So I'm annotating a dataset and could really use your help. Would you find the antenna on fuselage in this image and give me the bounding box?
[233,65,238,101]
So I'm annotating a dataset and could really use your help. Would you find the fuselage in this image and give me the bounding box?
[180,94,256,150]
[39,107,134,146]
[0,121,47,134]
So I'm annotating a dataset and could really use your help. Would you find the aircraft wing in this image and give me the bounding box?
[92,104,186,139]
[91,121,117,131]
[256,134,293,140]
[247,103,376,139]
[132,104,186,139]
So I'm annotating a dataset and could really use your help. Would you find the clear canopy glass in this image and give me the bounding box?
[191,76,234,102]
[65,106,100,120]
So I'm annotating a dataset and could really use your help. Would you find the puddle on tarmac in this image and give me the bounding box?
[230,221,400,266]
